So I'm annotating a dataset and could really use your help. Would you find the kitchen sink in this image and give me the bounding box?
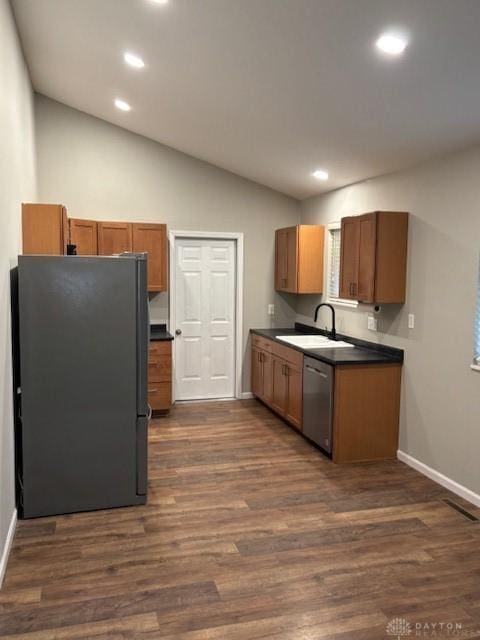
[276,335,354,349]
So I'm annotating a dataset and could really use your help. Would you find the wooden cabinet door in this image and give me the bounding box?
[132,223,167,292]
[339,217,360,299]
[97,222,133,255]
[285,363,303,430]
[262,350,273,405]
[69,219,98,255]
[22,203,68,255]
[271,356,288,416]
[285,227,298,291]
[275,227,298,292]
[357,213,377,302]
[251,347,264,398]
[275,229,288,290]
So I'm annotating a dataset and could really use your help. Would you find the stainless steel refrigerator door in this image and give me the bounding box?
[302,357,334,454]
[18,255,146,517]
[118,252,149,417]
[134,255,148,417]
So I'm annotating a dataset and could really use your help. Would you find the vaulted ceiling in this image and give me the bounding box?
[12,0,480,198]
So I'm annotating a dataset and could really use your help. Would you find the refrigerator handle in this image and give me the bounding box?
[136,416,148,496]
[135,256,149,416]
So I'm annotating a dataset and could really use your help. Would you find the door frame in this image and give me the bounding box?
[168,230,244,401]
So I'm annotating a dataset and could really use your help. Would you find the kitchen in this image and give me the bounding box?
[1,0,480,638]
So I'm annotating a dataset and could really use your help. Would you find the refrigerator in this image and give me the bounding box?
[12,254,149,518]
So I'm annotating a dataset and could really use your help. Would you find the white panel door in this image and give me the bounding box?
[174,238,236,400]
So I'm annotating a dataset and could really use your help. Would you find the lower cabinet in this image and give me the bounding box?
[271,355,288,416]
[148,341,172,412]
[251,332,402,463]
[284,362,302,430]
[251,336,302,430]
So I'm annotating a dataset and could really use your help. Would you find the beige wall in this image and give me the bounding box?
[35,95,300,392]
[298,147,480,496]
[0,0,37,575]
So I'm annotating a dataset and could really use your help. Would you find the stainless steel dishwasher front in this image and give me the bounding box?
[303,356,334,454]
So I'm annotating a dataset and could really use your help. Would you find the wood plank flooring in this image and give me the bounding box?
[1,399,480,638]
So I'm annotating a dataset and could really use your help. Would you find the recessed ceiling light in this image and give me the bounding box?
[114,98,131,112]
[375,33,408,56]
[124,52,145,69]
[151,0,168,4]
[312,169,329,181]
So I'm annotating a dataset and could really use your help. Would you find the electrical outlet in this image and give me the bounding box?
[268,304,275,316]
[367,315,378,331]
[408,313,415,329]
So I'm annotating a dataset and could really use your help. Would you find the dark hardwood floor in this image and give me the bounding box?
[1,399,480,638]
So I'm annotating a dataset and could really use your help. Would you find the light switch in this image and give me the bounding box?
[268,304,275,316]
[408,313,415,329]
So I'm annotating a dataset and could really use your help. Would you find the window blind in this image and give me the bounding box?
[328,228,341,299]
[475,258,480,364]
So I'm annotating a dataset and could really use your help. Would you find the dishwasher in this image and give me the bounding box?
[303,356,334,455]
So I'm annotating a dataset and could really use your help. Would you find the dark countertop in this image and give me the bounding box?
[150,323,174,342]
[251,323,403,366]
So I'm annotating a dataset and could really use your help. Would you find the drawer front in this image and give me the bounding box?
[148,382,171,410]
[148,361,171,382]
[251,335,273,352]
[271,342,303,369]
[149,340,172,356]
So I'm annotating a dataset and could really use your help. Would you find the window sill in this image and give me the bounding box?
[471,364,480,373]
[326,297,359,309]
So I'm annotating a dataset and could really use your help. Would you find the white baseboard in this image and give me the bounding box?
[397,450,480,508]
[240,392,254,399]
[0,509,17,589]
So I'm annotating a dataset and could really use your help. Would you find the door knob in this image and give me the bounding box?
[175,329,182,336]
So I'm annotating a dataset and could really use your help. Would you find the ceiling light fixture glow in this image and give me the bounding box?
[124,51,145,69]
[375,33,408,55]
[312,169,329,181]
[114,98,131,112]
[151,0,168,4]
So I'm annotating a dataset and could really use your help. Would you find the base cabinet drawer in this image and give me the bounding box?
[148,382,171,411]
[148,341,172,411]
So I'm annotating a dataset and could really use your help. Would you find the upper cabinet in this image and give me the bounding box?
[339,211,409,304]
[69,218,98,255]
[132,223,168,292]
[97,222,133,256]
[98,221,168,292]
[20,204,168,292]
[275,225,325,294]
[22,203,68,255]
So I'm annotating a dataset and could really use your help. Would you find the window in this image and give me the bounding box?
[325,223,358,307]
[474,257,480,367]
